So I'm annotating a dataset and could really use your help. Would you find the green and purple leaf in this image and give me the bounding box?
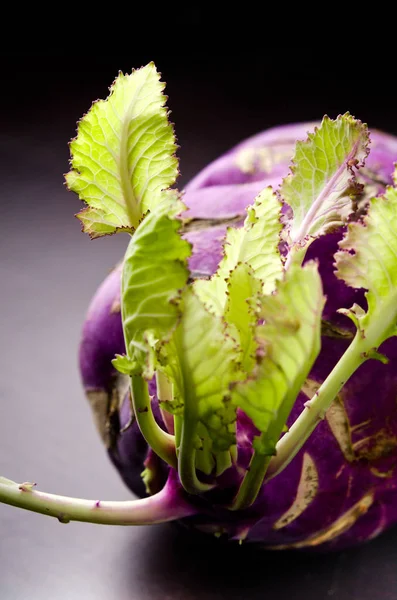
[282,114,369,254]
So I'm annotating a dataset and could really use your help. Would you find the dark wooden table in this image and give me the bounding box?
[1,56,397,600]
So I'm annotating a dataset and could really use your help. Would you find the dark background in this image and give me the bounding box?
[1,52,397,599]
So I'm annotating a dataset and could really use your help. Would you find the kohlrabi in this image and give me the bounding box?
[2,63,397,550]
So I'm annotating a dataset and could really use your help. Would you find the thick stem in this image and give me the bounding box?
[178,418,214,495]
[130,375,177,469]
[266,332,367,481]
[230,439,272,511]
[0,476,196,525]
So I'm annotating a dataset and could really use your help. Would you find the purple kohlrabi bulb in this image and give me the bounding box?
[79,122,397,550]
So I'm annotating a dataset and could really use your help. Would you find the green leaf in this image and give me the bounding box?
[231,262,324,455]
[225,263,262,373]
[194,187,283,314]
[121,201,191,378]
[335,185,397,346]
[112,354,137,375]
[74,206,134,239]
[66,63,178,237]
[162,288,240,453]
[281,113,369,246]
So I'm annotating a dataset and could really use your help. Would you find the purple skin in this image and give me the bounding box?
[80,122,397,550]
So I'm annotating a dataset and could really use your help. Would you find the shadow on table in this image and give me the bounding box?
[118,521,397,600]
